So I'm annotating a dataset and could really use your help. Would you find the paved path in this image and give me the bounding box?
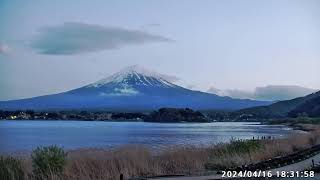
[270,153,320,173]
[148,154,320,180]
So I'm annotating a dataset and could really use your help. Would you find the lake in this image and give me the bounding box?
[0,120,299,153]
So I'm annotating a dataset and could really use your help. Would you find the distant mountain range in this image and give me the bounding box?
[0,65,270,111]
[236,91,320,118]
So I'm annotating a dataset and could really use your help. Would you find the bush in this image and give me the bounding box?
[205,139,263,170]
[213,139,263,155]
[31,145,67,179]
[226,139,262,154]
[0,156,24,180]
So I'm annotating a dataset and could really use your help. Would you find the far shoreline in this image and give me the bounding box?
[0,118,263,123]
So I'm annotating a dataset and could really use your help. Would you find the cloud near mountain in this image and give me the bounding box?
[208,87,254,99]
[254,85,318,101]
[0,43,10,55]
[31,22,173,55]
[208,85,317,101]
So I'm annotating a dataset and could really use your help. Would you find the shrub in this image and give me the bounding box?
[214,139,263,155]
[0,156,24,180]
[226,139,262,154]
[31,145,67,179]
[205,139,263,170]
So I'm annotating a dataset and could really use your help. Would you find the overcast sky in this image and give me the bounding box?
[0,0,319,100]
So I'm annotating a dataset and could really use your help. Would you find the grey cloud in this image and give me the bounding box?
[144,23,161,27]
[186,84,197,90]
[140,23,161,30]
[223,89,254,99]
[207,87,222,95]
[254,85,317,101]
[207,87,254,99]
[161,74,180,83]
[207,85,317,101]
[0,43,10,55]
[31,22,173,55]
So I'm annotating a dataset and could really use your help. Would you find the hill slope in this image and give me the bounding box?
[288,94,320,118]
[235,91,320,118]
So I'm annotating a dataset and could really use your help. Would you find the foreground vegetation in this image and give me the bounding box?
[1,128,320,180]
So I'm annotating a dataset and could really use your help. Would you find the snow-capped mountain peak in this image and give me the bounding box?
[0,65,271,111]
[89,65,178,88]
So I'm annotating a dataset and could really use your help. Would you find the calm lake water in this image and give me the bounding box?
[0,120,298,153]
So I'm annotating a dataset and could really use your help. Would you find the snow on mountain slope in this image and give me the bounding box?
[90,65,177,88]
[70,65,180,97]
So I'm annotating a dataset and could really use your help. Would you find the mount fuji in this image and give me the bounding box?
[0,65,271,111]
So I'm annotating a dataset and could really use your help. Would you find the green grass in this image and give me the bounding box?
[222,139,262,154]
[31,145,67,179]
[205,139,263,170]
